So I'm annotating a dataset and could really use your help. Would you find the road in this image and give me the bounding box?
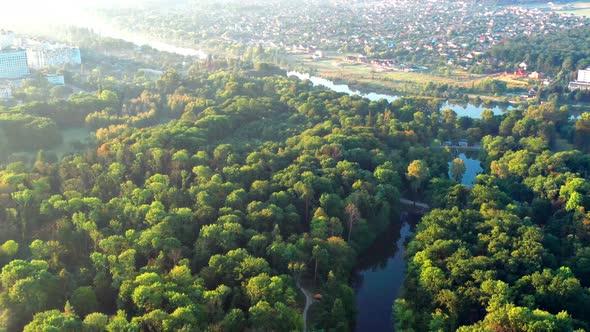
[297,282,313,332]
[440,145,481,150]
[400,198,430,210]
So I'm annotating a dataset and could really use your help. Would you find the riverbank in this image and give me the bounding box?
[287,71,517,119]
[287,52,530,103]
[67,14,528,109]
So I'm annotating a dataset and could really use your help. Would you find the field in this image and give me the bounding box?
[292,53,477,87]
[10,127,91,165]
[557,2,590,17]
[288,52,532,101]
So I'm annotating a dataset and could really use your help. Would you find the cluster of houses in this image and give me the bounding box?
[513,62,543,79]
[119,0,587,74]
[342,55,427,73]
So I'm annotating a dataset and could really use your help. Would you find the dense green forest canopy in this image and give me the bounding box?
[395,104,590,331]
[2,60,590,330]
[0,65,461,331]
[486,27,590,78]
[2,24,590,331]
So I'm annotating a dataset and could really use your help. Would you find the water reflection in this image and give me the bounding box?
[449,152,483,187]
[72,15,208,59]
[440,101,514,119]
[353,212,419,332]
[287,71,514,119]
[287,71,398,102]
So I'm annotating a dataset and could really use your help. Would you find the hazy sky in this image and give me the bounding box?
[0,0,146,22]
[0,0,148,30]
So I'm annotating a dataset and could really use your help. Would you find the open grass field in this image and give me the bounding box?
[495,74,530,88]
[557,2,590,17]
[20,127,90,161]
[289,52,532,100]
[295,53,476,86]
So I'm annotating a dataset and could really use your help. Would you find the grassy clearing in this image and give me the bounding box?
[296,54,467,86]
[53,127,91,158]
[17,127,91,162]
[557,2,590,17]
[495,74,530,88]
[552,138,574,152]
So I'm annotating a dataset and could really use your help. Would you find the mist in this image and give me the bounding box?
[0,0,155,30]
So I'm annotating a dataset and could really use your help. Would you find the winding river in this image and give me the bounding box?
[72,16,513,120]
[73,14,513,119]
[352,213,417,332]
[286,71,514,119]
[71,15,208,59]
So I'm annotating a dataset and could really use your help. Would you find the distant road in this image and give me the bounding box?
[441,145,481,150]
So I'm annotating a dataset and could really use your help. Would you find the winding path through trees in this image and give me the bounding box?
[296,198,428,332]
[297,282,314,332]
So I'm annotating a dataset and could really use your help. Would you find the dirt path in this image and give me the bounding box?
[297,282,313,332]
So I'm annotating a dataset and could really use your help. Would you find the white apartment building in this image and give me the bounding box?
[0,31,15,50]
[26,44,82,70]
[577,69,590,83]
[0,49,29,79]
[569,68,590,91]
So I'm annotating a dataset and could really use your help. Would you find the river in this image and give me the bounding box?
[353,212,418,332]
[352,153,481,332]
[71,15,208,59]
[72,17,512,119]
[286,71,514,118]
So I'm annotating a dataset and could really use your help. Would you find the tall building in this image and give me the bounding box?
[26,44,81,70]
[0,49,29,79]
[569,68,590,91]
[0,30,15,50]
[577,69,590,83]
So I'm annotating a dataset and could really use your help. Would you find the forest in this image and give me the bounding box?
[485,27,590,79]
[2,22,590,330]
[0,61,455,331]
[2,59,590,330]
[395,104,590,330]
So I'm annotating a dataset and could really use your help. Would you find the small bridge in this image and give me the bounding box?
[400,198,430,213]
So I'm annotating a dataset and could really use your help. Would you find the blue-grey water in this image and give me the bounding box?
[448,153,483,186]
[353,213,415,332]
[286,71,513,118]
